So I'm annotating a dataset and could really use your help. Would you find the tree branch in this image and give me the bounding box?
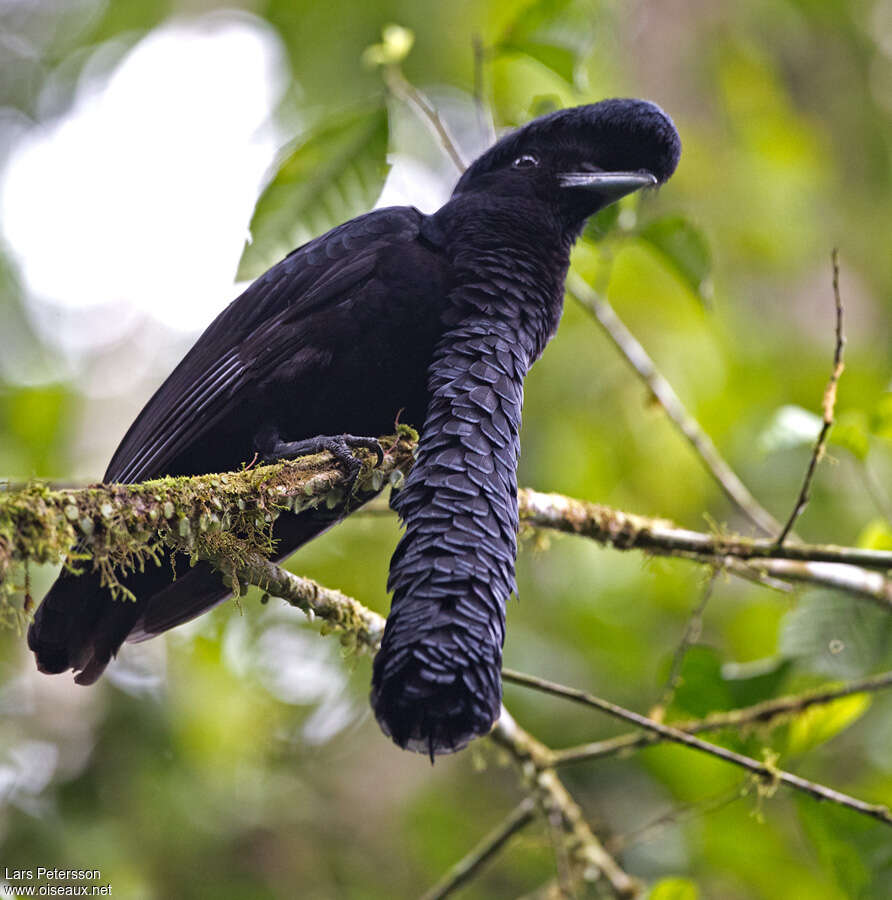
[419,798,537,900]
[518,488,892,577]
[652,566,721,717]
[222,549,386,650]
[502,669,892,827]
[491,708,640,898]
[5,452,892,618]
[548,669,892,765]
[567,272,781,536]
[0,431,417,608]
[382,65,468,172]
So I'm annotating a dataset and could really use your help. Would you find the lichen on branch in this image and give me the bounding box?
[0,430,417,621]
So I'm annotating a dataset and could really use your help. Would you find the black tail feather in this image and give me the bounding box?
[373,314,528,754]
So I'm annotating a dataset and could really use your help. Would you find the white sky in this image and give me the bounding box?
[1,13,287,335]
[0,11,483,368]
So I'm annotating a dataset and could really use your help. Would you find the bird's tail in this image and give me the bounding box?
[372,316,525,756]
[28,564,164,684]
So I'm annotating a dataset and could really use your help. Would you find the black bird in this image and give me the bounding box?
[28,98,680,756]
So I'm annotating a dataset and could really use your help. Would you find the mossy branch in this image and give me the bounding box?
[518,489,892,571]
[4,438,892,624]
[5,428,892,889]
[0,430,417,618]
[518,489,892,608]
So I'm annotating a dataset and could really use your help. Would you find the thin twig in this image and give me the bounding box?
[688,552,892,610]
[383,66,467,172]
[776,249,845,544]
[545,806,576,899]
[606,787,742,854]
[419,798,537,900]
[722,558,794,594]
[502,669,892,827]
[730,557,892,608]
[567,272,780,536]
[653,566,721,715]
[548,670,892,766]
[471,35,494,145]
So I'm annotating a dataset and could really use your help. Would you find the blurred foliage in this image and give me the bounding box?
[237,107,390,281]
[2,0,892,897]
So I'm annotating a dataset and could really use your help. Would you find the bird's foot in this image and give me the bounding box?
[262,434,384,495]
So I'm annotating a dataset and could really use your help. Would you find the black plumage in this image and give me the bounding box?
[28,98,681,755]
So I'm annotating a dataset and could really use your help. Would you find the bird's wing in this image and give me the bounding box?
[105,207,426,483]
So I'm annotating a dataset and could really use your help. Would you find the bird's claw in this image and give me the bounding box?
[261,433,384,496]
[324,435,385,497]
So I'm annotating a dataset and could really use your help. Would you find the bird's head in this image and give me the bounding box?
[451,98,681,231]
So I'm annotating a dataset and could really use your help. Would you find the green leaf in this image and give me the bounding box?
[722,656,793,708]
[500,41,578,83]
[501,0,578,40]
[856,518,892,550]
[648,877,700,900]
[666,646,735,718]
[757,404,822,454]
[795,798,872,898]
[870,391,892,440]
[786,692,871,756]
[237,106,390,281]
[497,0,596,86]
[830,409,870,460]
[583,201,620,242]
[779,591,892,679]
[638,216,713,303]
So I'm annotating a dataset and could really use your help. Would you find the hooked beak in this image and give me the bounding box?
[558,170,658,204]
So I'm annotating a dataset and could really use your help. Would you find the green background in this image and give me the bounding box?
[2,0,892,896]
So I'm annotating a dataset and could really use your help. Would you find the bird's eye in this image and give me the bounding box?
[512,154,540,169]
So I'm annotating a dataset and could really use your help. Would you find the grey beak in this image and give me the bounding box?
[558,171,658,203]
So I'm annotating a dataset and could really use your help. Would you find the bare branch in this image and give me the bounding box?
[567,272,781,536]
[607,788,742,855]
[502,669,892,827]
[471,35,495,145]
[733,558,892,607]
[419,798,537,900]
[653,566,721,716]
[776,249,845,544]
[382,66,467,172]
[549,670,892,766]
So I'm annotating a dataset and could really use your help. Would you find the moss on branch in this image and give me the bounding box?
[4,435,891,629]
[0,430,417,621]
